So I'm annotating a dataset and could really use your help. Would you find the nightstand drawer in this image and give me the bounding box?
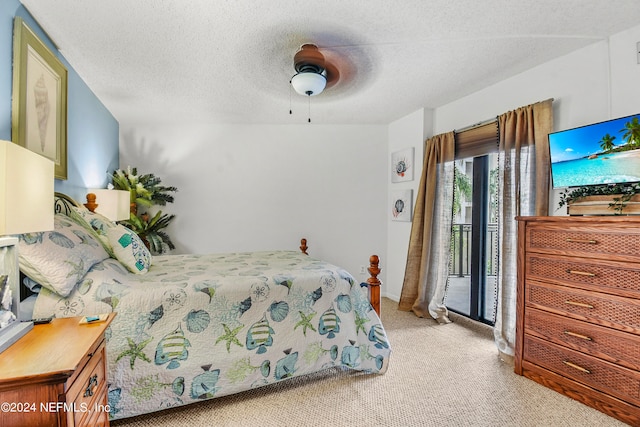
[524,335,640,407]
[0,315,114,427]
[526,282,640,334]
[526,225,640,261]
[525,308,640,371]
[67,342,106,426]
[526,254,640,297]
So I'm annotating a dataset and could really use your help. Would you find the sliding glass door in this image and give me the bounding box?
[445,153,498,325]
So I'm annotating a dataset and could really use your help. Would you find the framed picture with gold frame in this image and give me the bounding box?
[11,17,67,180]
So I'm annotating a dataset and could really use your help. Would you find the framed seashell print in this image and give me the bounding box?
[11,17,67,180]
[391,189,413,222]
[391,147,414,183]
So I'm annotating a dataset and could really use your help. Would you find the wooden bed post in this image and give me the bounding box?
[298,238,381,316]
[84,193,98,212]
[367,255,381,317]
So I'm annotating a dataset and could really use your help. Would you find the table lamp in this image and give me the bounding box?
[86,188,131,221]
[0,140,54,353]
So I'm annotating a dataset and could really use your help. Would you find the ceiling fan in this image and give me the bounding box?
[289,44,341,97]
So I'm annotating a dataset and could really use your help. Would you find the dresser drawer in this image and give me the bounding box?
[527,254,640,298]
[525,308,640,371]
[524,335,640,407]
[526,225,640,261]
[526,282,640,334]
[66,343,107,426]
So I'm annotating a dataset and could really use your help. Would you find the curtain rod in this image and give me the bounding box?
[454,117,497,134]
[453,98,555,134]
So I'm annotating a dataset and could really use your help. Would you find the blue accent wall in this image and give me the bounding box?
[1,0,119,202]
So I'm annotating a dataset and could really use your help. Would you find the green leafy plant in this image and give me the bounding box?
[110,167,178,254]
[558,182,640,214]
[453,164,472,216]
[125,211,176,254]
[111,167,177,212]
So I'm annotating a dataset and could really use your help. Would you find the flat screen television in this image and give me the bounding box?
[548,113,640,188]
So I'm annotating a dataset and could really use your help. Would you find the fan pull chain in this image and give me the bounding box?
[308,95,311,123]
[289,81,292,115]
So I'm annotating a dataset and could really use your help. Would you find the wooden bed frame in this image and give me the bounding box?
[55,192,383,316]
[299,238,381,316]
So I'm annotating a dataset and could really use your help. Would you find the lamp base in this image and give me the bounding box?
[0,321,33,353]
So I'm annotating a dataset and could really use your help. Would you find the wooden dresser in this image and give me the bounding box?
[515,216,640,425]
[0,314,115,427]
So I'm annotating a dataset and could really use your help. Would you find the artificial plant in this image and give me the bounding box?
[558,182,640,214]
[110,167,178,254]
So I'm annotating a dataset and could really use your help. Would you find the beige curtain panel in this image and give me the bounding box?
[398,99,553,361]
[494,99,553,359]
[398,131,455,321]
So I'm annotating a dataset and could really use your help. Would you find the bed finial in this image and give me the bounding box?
[300,238,308,255]
[84,193,98,212]
[367,255,381,317]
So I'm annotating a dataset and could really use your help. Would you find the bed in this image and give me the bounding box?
[17,193,391,421]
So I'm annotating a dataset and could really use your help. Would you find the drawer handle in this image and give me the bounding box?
[563,360,591,374]
[564,330,592,341]
[564,300,594,309]
[565,238,597,244]
[84,374,99,398]
[566,269,596,277]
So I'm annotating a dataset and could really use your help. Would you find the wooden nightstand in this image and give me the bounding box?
[0,314,115,427]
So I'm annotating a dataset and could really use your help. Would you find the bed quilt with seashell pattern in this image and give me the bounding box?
[32,250,391,420]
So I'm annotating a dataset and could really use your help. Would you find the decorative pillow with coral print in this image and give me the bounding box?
[107,224,152,274]
[17,214,110,297]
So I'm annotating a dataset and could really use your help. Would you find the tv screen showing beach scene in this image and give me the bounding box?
[549,113,640,188]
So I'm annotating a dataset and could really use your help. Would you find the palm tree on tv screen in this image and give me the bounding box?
[621,117,640,148]
[599,133,616,152]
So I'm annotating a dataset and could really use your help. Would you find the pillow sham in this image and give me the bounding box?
[22,276,42,293]
[18,214,110,297]
[107,224,152,274]
[68,206,116,257]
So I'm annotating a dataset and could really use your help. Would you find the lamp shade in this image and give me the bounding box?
[291,72,327,96]
[91,189,130,221]
[0,140,54,235]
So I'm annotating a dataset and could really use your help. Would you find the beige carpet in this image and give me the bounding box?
[112,298,626,427]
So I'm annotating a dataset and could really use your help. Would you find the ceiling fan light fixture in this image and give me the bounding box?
[291,71,327,96]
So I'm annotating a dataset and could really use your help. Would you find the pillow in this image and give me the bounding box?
[18,214,110,297]
[22,276,42,293]
[68,206,116,257]
[107,224,152,274]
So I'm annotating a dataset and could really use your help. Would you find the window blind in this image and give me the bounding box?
[454,120,499,160]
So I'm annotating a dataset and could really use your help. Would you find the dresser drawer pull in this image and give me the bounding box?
[565,238,597,244]
[564,300,594,309]
[84,374,99,397]
[563,330,592,341]
[566,269,596,277]
[563,360,591,374]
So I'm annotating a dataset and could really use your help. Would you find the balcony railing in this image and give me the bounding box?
[449,223,498,277]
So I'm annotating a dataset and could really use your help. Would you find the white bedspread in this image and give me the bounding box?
[33,250,391,420]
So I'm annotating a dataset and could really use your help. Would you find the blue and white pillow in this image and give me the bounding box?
[68,206,116,257]
[18,214,110,297]
[107,224,152,274]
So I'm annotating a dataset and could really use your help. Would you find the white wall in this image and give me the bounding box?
[385,109,431,301]
[433,24,640,216]
[384,23,640,300]
[119,124,388,285]
[610,25,640,118]
[120,25,639,303]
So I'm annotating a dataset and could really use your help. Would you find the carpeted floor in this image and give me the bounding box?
[112,298,626,427]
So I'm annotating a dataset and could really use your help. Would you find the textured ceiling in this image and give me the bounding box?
[18,0,640,126]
